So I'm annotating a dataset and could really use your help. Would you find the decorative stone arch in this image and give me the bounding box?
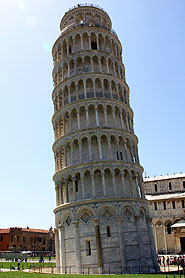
[76,205,95,225]
[98,203,117,223]
[122,204,135,222]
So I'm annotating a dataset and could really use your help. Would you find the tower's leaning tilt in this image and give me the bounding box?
[52,4,158,274]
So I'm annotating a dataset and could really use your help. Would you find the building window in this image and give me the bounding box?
[163,201,166,210]
[172,201,176,209]
[116,151,119,160]
[183,181,185,189]
[154,184,157,192]
[43,238,46,245]
[23,237,26,243]
[154,202,157,210]
[69,46,72,54]
[182,200,184,208]
[38,237,42,243]
[86,240,91,256]
[75,180,78,192]
[107,226,111,237]
[91,42,97,50]
[0,236,3,241]
[167,223,171,234]
[30,237,33,243]
[7,244,9,249]
[34,237,36,243]
[11,236,13,242]
[169,182,172,190]
[17,236,19,242]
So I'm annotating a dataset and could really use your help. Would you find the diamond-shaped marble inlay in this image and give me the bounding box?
[101,208,114,222]
[65,215,72,226]
[123,208,132,221]
[80,210,92,224]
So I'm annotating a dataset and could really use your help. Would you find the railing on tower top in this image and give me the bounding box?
[67,3,108,15]
[60,23,117,38]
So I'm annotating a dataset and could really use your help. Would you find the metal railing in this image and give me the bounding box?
[67,3,108,15]
[60,23,117,38]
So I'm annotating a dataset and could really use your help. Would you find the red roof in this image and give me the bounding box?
[22,228,49,233]
[0,229,10,234]
[0,228,51,234]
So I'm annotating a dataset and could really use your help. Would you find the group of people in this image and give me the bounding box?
[158,255,185,268]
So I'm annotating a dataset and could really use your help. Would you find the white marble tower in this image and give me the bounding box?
[52,4,158,274]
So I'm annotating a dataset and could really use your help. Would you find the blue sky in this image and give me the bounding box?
[0,0,184,229]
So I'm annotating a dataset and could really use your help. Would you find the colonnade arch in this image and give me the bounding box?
[55,166,144,206]
[53,30,122,66]
[54,132,139,171]
[53,53,124,86]
[53,77,129,112]
[53,103,134,139]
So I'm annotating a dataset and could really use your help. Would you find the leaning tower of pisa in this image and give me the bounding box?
[52,4,158,274]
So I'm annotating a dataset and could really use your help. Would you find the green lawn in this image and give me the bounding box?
[28,257,55,260]
[0,273,175,278]
[0,262,55,269]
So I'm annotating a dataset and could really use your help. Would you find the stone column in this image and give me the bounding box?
[106,59,109,74]
[88,34,91,50]
[60,183,64,204]
[112,172,117,195]
[80,35,83,50]
[124,140,128,162]
[108,138,112,160]
[91,173,95,197]
[121,172,126,195]
[98,138,102,159]
[112,108,116,127]
[88,138,92,160]
[101,172,106,196]
[101,80,105,98]
[77,110,80,129]
[54,228,60,273]
[120,112,124,129]
[109,82,113,98]
[73,221,82,273]
[134,215,146,266]
[116,216,127,271]
[58,224,66,274]
[95,107,99,126]
[67,63,70,78]
[125,115,129,130]
[81,174,85,198]
[163,223,167,253]
[104,107,108,126]
[79,140,82,164]
[90,57,93,72]
[93,79,96,97]
[71,143,73,165]
[94,219,103,269]
[85,107,89,127]
[65,181,69,203]
[83,80,87,98]
[58,150,62,170]
[67,41,69,56]
[96,35,99,50]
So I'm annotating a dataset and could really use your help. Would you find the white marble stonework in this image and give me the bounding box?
[52,4,158,274]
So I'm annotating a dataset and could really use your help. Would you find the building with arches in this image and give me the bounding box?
[52,4,158,274]
[144,173,185,254]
